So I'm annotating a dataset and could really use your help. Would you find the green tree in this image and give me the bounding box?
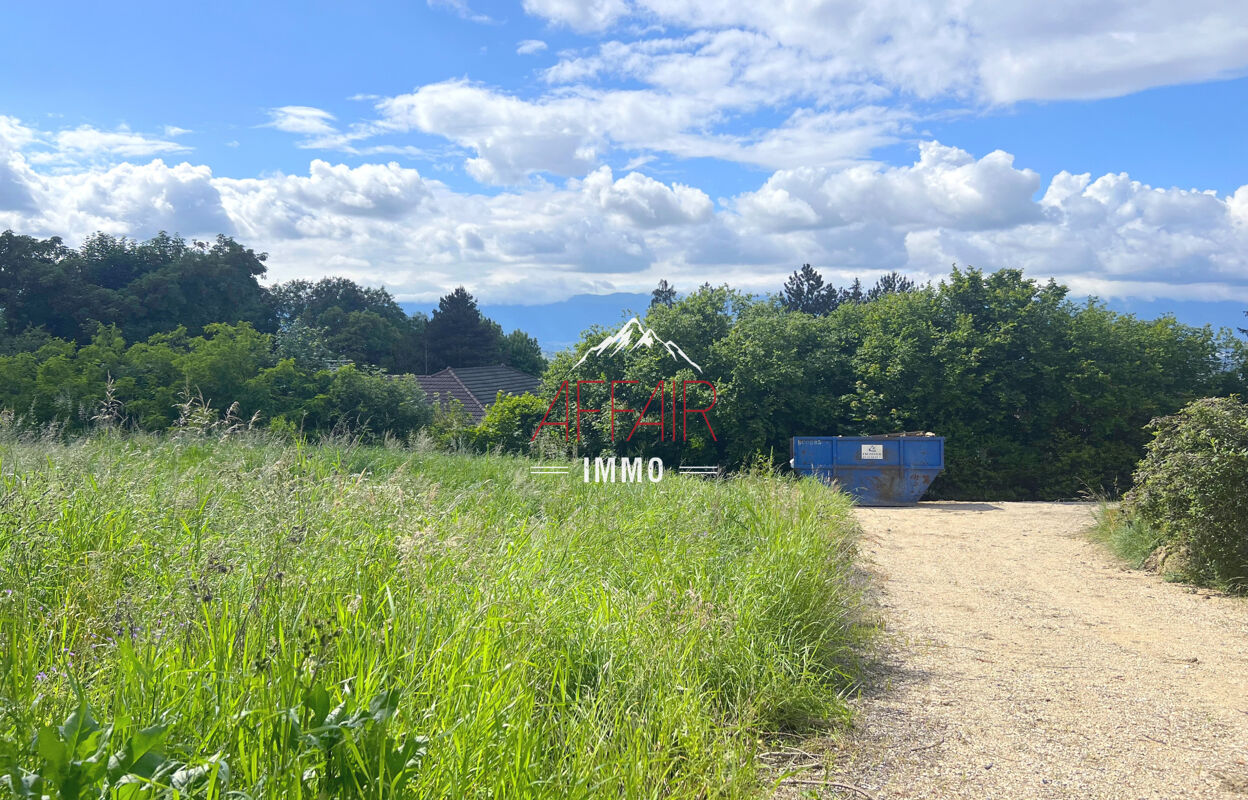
[865,271,917,301]
[650,279,677,308]
[319,366,432,436]
[1125,397,1248,588]
[266,276,425,372]
[175,322,275,415]
[782,265,833,315]
[425,287,501,370]
[500,329,546,376]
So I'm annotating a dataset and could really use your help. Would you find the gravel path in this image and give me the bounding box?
[798,502,1248,799]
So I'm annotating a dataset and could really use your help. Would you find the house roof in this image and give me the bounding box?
[415,365,541,423]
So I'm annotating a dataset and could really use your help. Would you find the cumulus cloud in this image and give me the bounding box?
[375,81,610,182]
[734,142,1042,233]
[370,78,900,182]
[579,166,712,228]
[516,39,548,55]
[3,132,1246,305]
[522,0,630,32]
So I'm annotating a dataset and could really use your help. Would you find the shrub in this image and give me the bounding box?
[470,392,550,455]
[424,395,472,450]
[1124,396,1248,590]
[322,365,432,438]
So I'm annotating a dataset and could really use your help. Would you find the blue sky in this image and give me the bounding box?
[2,0,1247,347]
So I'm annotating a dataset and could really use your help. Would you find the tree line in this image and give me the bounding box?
[0,231,543,376]
[541,267,1247,499]
[2,228,1246,499]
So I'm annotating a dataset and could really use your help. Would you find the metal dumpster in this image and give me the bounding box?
[790,433,944,506]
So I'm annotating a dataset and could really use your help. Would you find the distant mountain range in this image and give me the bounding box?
[573,317,702,372]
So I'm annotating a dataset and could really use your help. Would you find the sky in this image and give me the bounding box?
[2,0,1247,347]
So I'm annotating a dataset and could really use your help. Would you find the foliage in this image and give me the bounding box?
[0,435,868,797]
[650,279,677,308]
[542,268,1246,498]
[0,231,271,344]
[266,277,425,373]
[781,265,916,316]
[0,699,229,799]
[320,366,433,435]
[1121,396,1248,590]
[0,323,433,439]
[470,392,550,454]
[498,328,546,377]
[1,232,548,376]
[782,264,833,315]
[423,395,472,450]
[424,287,501,371]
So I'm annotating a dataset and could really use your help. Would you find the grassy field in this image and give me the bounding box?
[0,432,868,798]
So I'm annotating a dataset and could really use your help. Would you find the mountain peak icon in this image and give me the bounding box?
[573,317,703,373]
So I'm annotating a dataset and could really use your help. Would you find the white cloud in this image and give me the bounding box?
[50,125,191,160]
[376,81,611,182]
[3,134,1247,306]
[522,0,630,32]
[427,0,494,24]
[579,166,712,227]
[607,0,1248,103]
[735,142,1042,233]
[265,106,337,136]
[246,4,1248,196]
[372,78,902,182]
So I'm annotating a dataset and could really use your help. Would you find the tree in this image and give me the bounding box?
[650,280,677,308]
[500,329,546,376]
[782,265,833,315]
[836,277,864,307]
[866,271,917,301]
[424,287,501,370]
[265,276,425,372]
[0,230,272,345]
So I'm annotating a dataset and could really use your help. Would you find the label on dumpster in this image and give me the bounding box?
[861,444,884,459]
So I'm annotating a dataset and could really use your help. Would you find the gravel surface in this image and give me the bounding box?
[778,501,1248,800]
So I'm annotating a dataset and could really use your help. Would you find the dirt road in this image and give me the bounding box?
[823,502,1248,799]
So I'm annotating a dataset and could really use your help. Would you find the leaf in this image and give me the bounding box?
[171,753,229,792]
[303,683,331,726]
[368,689,400,723]
[34,726,67,773]
[108,723,169,780]
[57,698,100,753]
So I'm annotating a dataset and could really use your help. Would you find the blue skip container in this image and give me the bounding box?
[790,433,944,506]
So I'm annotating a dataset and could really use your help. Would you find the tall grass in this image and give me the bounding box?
[1088,502,1164,567]
[0,432,868,798]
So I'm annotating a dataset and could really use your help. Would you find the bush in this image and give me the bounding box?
[322,365,433,437]
[470,392,551,455]
[1123,396,1248,590]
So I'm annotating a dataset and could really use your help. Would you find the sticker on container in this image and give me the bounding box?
[861,444,884,460]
